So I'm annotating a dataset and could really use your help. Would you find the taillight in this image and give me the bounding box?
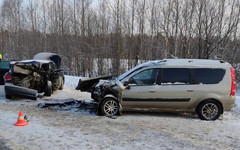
[4,72,12,81]
[230,67,235,96]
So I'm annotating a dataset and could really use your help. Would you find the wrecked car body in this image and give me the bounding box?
[76,61,158,115]
[76,75,113,92]
[76,59,235,121]
[4,53,64,100]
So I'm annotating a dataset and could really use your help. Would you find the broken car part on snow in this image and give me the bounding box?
[38,98,118,118]
[4,52,64,100]
[38,98,98,114]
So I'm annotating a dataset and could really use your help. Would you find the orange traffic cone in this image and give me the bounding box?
[14,111,28,126]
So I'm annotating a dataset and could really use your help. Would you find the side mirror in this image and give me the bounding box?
[123,78,136,86]
[123,81,130,86]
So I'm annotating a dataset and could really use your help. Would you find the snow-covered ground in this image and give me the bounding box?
[0,76,240,150]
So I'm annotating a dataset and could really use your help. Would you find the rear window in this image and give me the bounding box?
[193,68,225,84]
[161,68,190,85]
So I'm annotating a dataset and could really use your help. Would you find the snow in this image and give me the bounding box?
[162,82,188,85]
[0,75,240,149]
[64,75,82,89]
[15,59,52,63]
[236,95,240,105]
[33,52,57,60]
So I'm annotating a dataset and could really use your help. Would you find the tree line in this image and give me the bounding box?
[0,0,240,77]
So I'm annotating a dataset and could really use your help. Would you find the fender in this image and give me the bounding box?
[103,94,118,101]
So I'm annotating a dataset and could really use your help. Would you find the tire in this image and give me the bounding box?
[197,100,222,121]
[44,81,52,96]
[5,95,12,99]
[100,98,119,116]
[58,76,64,90]
[51,75,64,91]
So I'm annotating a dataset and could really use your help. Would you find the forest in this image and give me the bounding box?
[0,0,240,77]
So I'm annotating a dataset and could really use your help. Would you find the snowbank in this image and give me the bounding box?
[64,75,83,89]
[236,96,240,106]
[233,96,240,114]
[49,75,91,100]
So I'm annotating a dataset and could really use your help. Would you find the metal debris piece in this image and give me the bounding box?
[38,99,98,114]
[40,98,76,106]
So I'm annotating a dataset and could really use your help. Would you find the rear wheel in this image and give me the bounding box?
[100,98,119,116]
[197,100,222,120]
[44,81,52,96]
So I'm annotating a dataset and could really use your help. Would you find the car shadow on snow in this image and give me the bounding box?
[122,111,198,119]
[37,97,200,119]
[36,98,198,119]
[0,139,12,150]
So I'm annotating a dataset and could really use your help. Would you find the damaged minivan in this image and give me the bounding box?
[4,52,64,100]
[76,59,236,120]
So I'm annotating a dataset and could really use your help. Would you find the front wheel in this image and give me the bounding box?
[100,98,119,116]
[197,100,222,121]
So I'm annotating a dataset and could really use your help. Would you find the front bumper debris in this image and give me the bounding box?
[5,83,38,100]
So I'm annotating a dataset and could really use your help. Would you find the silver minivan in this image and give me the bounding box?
[77,59,236,120]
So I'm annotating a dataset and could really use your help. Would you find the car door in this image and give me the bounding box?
[121,68,159,109]
[154,68,195,109]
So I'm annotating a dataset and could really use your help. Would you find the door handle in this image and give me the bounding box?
[187,90,194,92]
[149,91,156,93]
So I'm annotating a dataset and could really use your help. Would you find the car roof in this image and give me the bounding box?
[117,59,231,81]
[18,59,53,64]
[142,59,231,67]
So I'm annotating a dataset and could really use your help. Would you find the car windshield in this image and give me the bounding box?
[116,60,162,81]
[116,65,143,81]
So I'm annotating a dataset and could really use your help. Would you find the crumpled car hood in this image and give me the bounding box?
[76,75,114,92]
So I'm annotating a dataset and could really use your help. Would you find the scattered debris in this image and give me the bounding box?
[38,98,98,114]
[38,98,76,107]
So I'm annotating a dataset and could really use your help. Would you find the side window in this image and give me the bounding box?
[193,68,225,84]
[130,68,159,85]
[161,68,190,85]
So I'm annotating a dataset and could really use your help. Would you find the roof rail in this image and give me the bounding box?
[219,60,225,63]
[157,60,167,64]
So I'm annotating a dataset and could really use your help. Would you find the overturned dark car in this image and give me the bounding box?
[4,53,64,100]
